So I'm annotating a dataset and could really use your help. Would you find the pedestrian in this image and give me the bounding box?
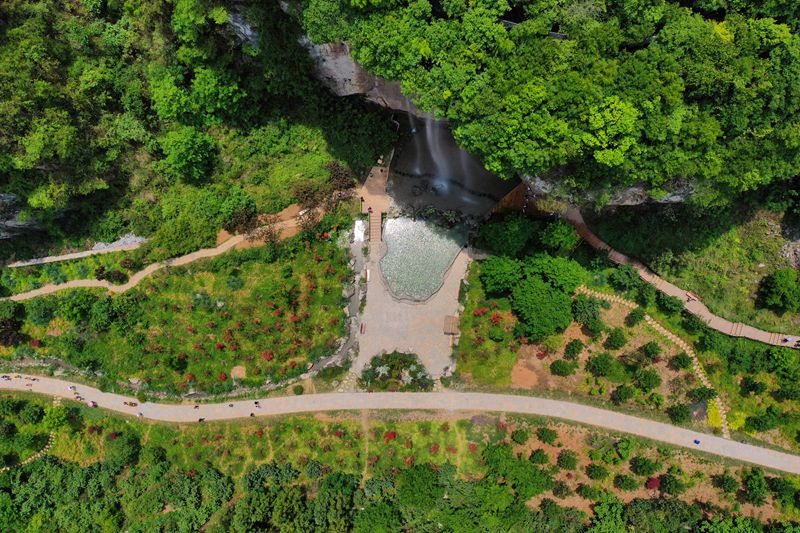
[198,418,205,422]
[228,403,234,408]
[250,413,255,417]
[368,206,373,214]
[193,405,199,410]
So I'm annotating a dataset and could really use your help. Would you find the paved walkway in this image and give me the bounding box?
[2,208,305,302]
[2,374,798,473]
[577,286,731,438]
[564,208,798,348]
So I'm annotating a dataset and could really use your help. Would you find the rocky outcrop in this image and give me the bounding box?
[298,38,432,117]
[523,175,694,207]
[0,194,39,239]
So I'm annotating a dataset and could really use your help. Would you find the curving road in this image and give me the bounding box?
[2,374,799,474]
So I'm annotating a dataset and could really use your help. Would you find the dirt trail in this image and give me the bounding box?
[3,206,305,302]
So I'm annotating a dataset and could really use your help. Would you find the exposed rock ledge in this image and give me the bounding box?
[523,175,694,207]
[299,38,432,118]
[0,194,39,239]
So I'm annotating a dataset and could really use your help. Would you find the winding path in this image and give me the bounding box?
[2,373,798,473]
[2,212,303,302]
[565,208,798,348]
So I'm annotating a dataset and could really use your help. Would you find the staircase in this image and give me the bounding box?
[369,211,382,242]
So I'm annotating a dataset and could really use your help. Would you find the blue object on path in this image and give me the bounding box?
[693,439,701,445]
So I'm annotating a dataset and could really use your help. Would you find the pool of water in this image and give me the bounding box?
[380,217,467,301]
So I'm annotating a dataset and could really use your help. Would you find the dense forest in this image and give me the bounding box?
[0,0,393,258]
[298,0,800,204]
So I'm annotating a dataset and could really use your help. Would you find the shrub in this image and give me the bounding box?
[552,480,572,498]
[536,427,558,445]
[586,463,609,480]
[157,125,217,184]
[539,219,580,252]
[511,429,529,444]
[625,308,645,327]
[742,468,769,506]
[564,339,584,360]
[0,301,19,320]
[25,297,57,327]
[530,449,550,465]
[614,474,638,491]
[712,472,739,494]
[670,353,693,371]
[656,292,683,315]
[659,472,687,496]
[760,268,800,312]
[745,405,783,433]
[636,284,657,307]
[586,353,625,381]
[18,403,44,425]
[572,294,601,325]
[666,404,691,424]
[557,450,578,470]
[577,484,603,500]
[740,377,768,397]
[634,369,662,392]
[630,456,661,477]
[292,384,304,395]
[611,385,635,404]
[511,277,573,341]
[687,386,717,403]
[479,256,523,295]
[609,265,640,291]
[550,359,577,377]
[767,476,796,507]
[641,342,662,362]
[604,328,627,350]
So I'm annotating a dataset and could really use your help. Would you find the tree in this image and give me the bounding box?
[670,353,693,371]
[609,265,640,292]
[656,292,683,315]
[614,475,638,491]
[564,339,584,360]
[529,449,549,465]
[634,369,661,392]
[630,456,661,477]
[476,214,537,257]
[604,328,627,350]
[536,427,558,445]
[539,220,580,252]
[740,377,767,397]
[18,403,44,425]
[760,268,800,312]
[557,450,578,470]
[586,353,622,379]
[42,406,69,431]
[687,387,717,403]
[157,126,217,183]
[511,277,573,341]
[641,342,662,362]
[572,294,601,325]
[550,359,577,377]
[742,468,769,506]
[522,253,587,293]
[586,464,609,481]
[479,256,522,295]
[396,464,443,510]
[353,502,401,533]
[625,308,645,327]
[667,404,691,424]
[712,472,739,494]
[659,473,687,496]
[611,385,635,404]
[511,428,529,444]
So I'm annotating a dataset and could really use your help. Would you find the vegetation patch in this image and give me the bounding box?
[359,352,433,392]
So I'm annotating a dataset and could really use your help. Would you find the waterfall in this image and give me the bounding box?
[409,114,423,175]
[228,8,259,48]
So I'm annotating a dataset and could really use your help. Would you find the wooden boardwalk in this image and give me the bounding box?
[564,208,798,349]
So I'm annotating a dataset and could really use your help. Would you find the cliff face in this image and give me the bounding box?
[298,38,432,118]
[0,194,39,239]
[523,175,694,207]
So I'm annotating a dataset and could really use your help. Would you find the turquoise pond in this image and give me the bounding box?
[380,217,467,301]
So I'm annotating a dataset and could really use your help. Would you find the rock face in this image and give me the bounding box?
[0,194,39,239]
[522,175,694,207]
[781,241,800,269]
[298,38,431,117]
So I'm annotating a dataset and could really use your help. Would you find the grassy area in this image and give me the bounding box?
[3,226,352,395]
[454,263,520,386]
[587,205,799,333]
[0,250,137,296]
